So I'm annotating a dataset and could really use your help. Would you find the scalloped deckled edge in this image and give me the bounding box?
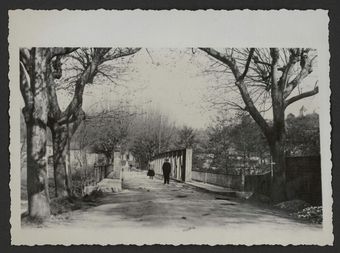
[8,9,333,246]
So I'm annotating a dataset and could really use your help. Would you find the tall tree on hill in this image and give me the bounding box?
[200,48,318,202]
[286,111,320,156]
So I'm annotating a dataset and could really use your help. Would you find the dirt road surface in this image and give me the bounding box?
[38,171,321,232]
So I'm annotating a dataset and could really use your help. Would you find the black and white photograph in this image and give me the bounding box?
[8,10,332,245]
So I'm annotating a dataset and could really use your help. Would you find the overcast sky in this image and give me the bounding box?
[56,48,320,129]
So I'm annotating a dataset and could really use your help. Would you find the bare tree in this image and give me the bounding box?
[85,103,134,164]
[128,109,177,169]
[20,48,76,219]
[176,126,196,149]
[200,48,318,202]
[46,48,140,197]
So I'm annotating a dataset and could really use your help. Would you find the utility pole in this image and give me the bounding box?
[270,156,275,183]
[66,122,72,194]
[158,114,162,153]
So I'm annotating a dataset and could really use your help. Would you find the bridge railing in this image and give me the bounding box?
[150,148,192,182]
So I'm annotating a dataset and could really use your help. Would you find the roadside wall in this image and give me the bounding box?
[191,171,243,190]
[285,156,321,205]
[191,156,322,205]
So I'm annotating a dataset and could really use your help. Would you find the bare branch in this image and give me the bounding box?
[253,56,271,67]
[56,47,140,126]
[279,49,301,91]
[19,61,34,121]
[199,48,241,78]
[19,48,31,68]
[59,49,110,121]
[200,48,271,135]
[270,48,280,89]
[50,47,79,58]
[284,50,315,98]
[285,86,319,108]
[239,48,255,81]
[103,48,141,62]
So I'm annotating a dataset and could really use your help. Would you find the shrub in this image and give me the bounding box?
[296,206,323,224]
[275,199,311,213]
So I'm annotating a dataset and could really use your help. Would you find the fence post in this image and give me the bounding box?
[185,148,192,182]
[94,165,97,183]
[121,168,124,183]
[241,173,245,191]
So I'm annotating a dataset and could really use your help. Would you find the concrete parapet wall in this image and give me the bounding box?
[192,171,243,190]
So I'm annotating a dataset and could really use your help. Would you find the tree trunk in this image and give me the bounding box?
[51,123,71,197]
[269,137,287,203]
[25,48,51,219]
[26,122,50,219]
[66,122,73,191]
[83,151,88,171]
[269,66,287,203]
[104,154,112,178]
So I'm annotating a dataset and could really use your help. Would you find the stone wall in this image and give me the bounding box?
[191,156,321,205]
[191,171,243,190]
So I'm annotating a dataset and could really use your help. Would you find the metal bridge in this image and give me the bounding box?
[150,148,192,182]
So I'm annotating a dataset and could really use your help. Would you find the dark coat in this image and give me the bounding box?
[147,169,155,176]
[162,161,171,175]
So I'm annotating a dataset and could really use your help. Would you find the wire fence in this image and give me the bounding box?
[71,164,110,196]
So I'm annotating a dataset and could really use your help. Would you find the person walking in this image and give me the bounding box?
[147,162,155,179]
[162,158,171,184]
